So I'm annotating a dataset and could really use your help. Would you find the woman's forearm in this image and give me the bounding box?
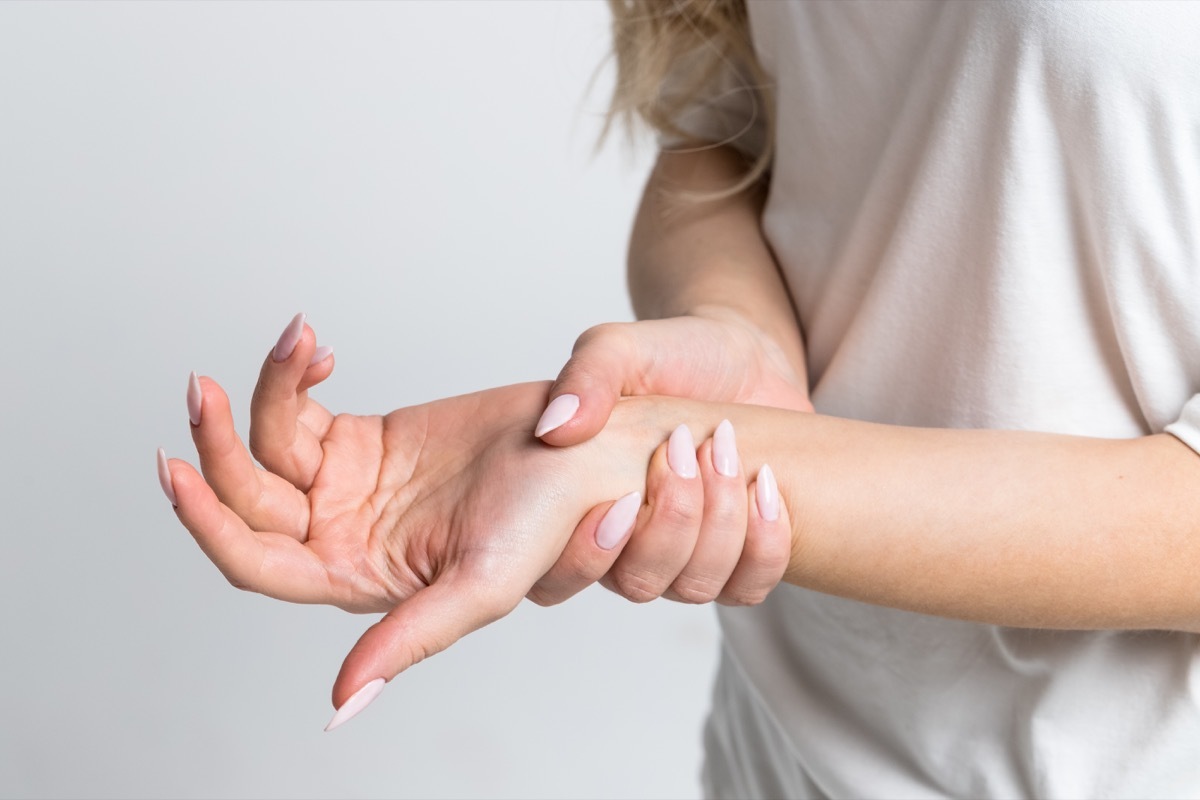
[611,397,1200,632]
[627,146,807,374]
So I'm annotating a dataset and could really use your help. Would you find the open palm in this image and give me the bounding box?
[161,318,647,714]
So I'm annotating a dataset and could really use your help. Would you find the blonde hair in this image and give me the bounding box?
[598,0,774,202]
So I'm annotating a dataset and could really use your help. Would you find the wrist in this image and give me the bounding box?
[599,394,776,482]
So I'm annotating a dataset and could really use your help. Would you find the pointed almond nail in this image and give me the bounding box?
[309,345,333,366]
[712,419,738,477]
[187,371,202,426]
[272,312,306,363]
[325,678,386,732]
[534,394,580,437]
[596,491,641,550]
[756,464,779,522]
[667,424,698,478]
[157,448,177,507]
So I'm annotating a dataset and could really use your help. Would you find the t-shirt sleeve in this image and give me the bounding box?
[654,48,770,162]
[1164,394,1200,454]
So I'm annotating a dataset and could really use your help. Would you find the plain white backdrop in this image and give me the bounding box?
[0,2,721,797]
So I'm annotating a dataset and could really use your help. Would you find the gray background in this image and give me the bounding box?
[0,2,721,797]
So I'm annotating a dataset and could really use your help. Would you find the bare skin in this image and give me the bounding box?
[165,323,788,711]
[164,314,1200,731]
[535,147,814,607]
[162,146,1200,728]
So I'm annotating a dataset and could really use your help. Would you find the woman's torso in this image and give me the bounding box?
[706,2,1200,796]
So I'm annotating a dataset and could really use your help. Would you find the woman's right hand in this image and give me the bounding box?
[528,419,792,609]
[530,307,806,607]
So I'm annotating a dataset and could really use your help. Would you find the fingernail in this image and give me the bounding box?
[713,419,738,477]
[157,447,177,507]
[309,345,334,366]
[324,678,386,732]
[667,424,698,478]
[595,491,641,550]
[272,312,306,363]
[534,394,580,437]
[756,464,779,522]
[187,371,202,426]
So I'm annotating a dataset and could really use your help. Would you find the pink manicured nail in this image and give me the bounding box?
[712,419,738,477]
[667,424,698,478]
[324,678,386,732]
[272,312,306,362]
[309,345,334,366]
[157,448,177,507]
[756,464,780,522]
[534,394,580,437]
[596,491,641,550]
[187,371,202,426]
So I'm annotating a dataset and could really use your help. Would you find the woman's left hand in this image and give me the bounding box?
[161,315,674,726]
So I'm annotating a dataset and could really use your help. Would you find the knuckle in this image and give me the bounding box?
[704,493,748,533]
[574,322,617,348]
[720,584,772,607]
[653,490,703,529]
[670,575,722,605]
[611,568,669,604]
[570,326,601,355]
[556,548,604,587]
[746,525,793,572]
[525,586,561,608]
[403,639,434,670]
[247,431,290,471]
[571,322,630,362]
[380,616,443,670]
[766,544,792,576]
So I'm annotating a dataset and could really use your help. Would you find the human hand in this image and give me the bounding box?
[528,307,803,607]
[533,306,812,446]
[158,314,659,730]
[528,419,791,608]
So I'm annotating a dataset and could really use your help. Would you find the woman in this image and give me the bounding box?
[160,1,1200,795]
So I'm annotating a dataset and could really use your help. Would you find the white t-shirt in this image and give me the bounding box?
[661,2,1200,796]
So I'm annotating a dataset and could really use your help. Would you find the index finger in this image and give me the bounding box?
[249,313,333,490]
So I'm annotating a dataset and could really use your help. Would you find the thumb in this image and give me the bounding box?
[325,574,516,731]
[536,323,639,447]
